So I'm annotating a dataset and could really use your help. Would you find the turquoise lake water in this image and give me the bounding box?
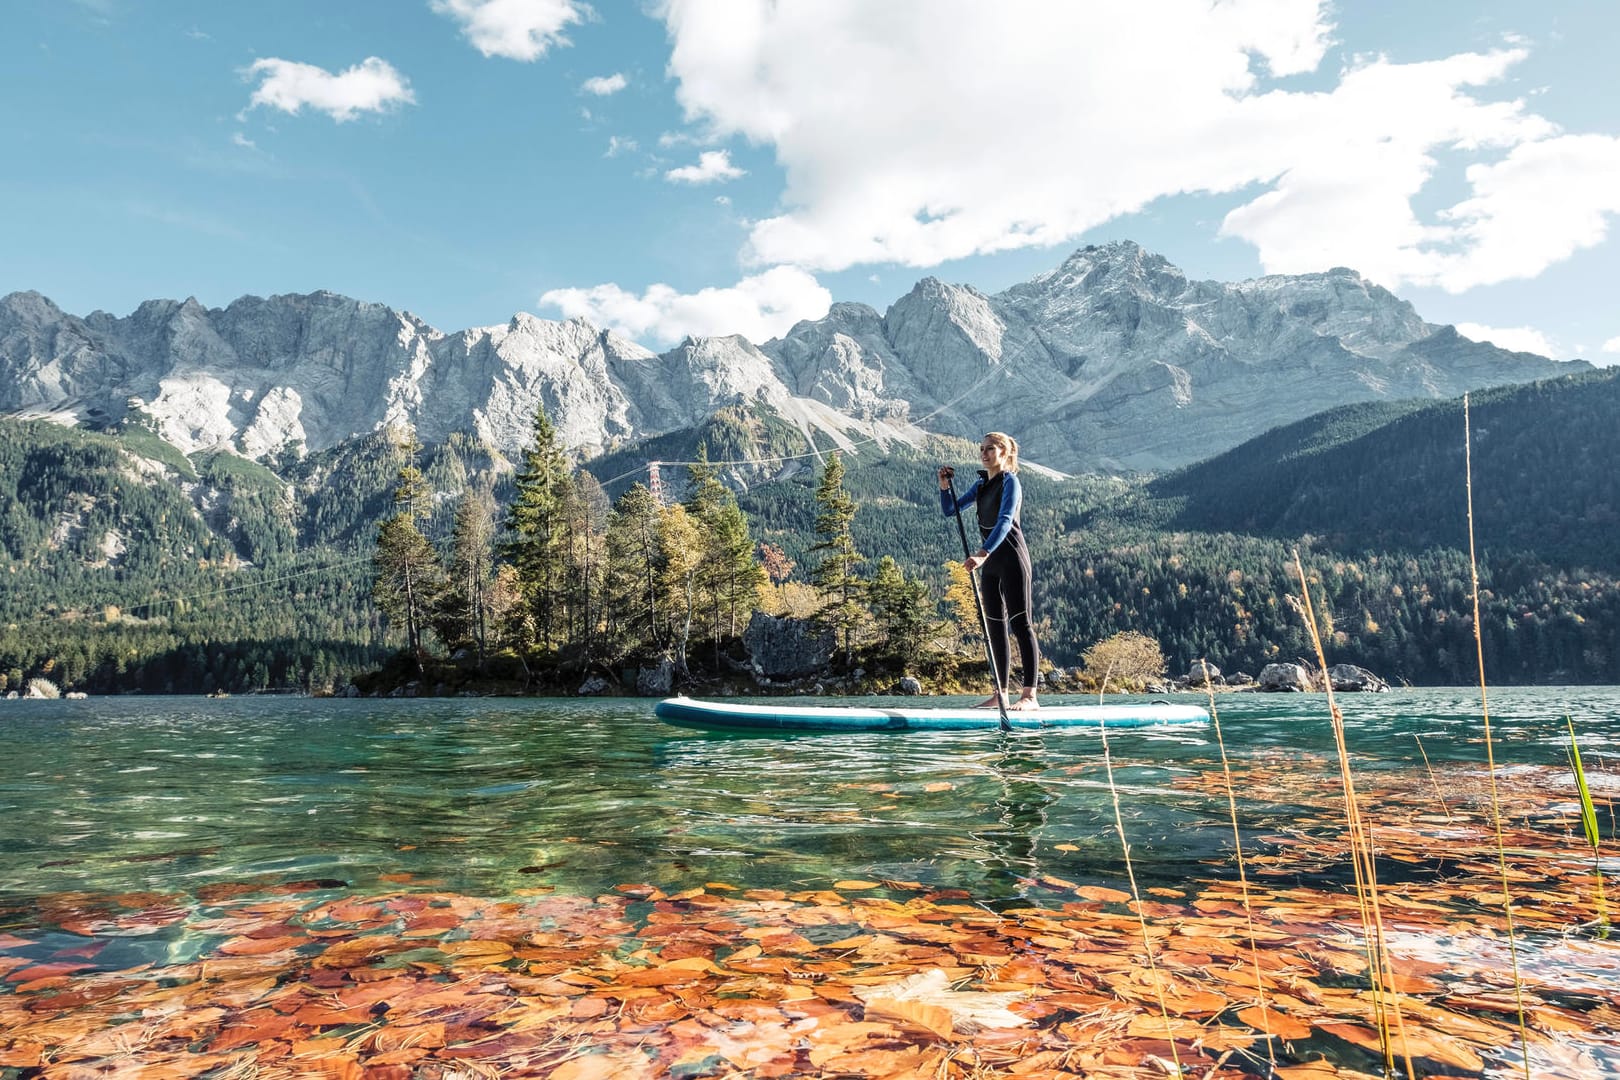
[2,687,1616,907]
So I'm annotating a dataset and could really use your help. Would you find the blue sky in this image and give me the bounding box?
[4,0,1617,364]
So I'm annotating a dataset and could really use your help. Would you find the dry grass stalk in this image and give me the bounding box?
[1463,393,1533,1077]
[1292,550,1414,1080]
[1096,714,1185,1077]
[1199,658,1276,1069]
[1413,734,1454,822]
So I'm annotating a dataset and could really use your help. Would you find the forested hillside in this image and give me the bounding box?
[1151,368,1620,572]
[3,369,1617,693]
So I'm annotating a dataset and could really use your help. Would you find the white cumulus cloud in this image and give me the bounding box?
[1604,336,1620,353]
[1454,323,1556,358]
[245,57,414,122]
[539,265,831,347]
[665,149,745,185]
[656,0,1618,294]
[581,72,627,95]
[432,0,586,61]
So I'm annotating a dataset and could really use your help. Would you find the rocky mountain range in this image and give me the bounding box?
[0,241,1587,474]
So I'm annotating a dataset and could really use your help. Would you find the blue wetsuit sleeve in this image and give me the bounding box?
[940,477,981,516]
[980,473,1021,554]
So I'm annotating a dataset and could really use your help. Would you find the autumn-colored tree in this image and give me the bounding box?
[658,504,702,675]
[941,560,983,653]
[1081,631,1168,691]
[758,542,795,585]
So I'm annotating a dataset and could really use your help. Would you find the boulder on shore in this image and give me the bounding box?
[24,678,61,699]
[1184,661,1222,686]
[1328,664,1389,692]
[1257,663,1313,692]
[743,611,835,680]
[636,658,674,696]
[895,676,923,695]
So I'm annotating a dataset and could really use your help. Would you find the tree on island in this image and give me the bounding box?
[867,555,938,667]
[1081,630,1169,692]
[810,452,867,666]
[503,405,571,651]
[372,433,445,666]
[437,485,498,665]
[685,445,764,655]
[602,482,664,662]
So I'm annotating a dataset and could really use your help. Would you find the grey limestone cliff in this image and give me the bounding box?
[2,241,1587,473]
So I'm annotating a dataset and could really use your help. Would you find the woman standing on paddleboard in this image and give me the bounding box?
[938,432,1040,711]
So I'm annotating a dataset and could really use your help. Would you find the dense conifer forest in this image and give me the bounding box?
[2,368,1617,694]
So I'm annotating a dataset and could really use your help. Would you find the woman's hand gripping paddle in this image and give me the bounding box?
[943,468,1012,733]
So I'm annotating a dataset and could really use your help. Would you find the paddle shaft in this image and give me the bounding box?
[945,473,1011,731]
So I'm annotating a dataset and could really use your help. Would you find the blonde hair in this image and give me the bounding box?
[983,431,1020,473]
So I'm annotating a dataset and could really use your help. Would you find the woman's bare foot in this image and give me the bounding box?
[975,692,1009,709]
[1008,690,1040,712]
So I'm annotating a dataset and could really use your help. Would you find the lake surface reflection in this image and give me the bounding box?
[3,687,1616,904]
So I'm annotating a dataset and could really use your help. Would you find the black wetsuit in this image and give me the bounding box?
[942,470,1040,691]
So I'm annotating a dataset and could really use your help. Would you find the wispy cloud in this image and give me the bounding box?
[125,201,250,243]
[581,72,626,96]
[540,265,830,347]
[605,135,637,157]
[231,132,257,150]
[665,149,745,185]
[1603,336,1620,353]
[658,0,1619,294]
[1455,322,1556,357]
[431,0,587,61]
[244,57,415,122]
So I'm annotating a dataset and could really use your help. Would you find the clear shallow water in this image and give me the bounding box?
[2,687,1617,906]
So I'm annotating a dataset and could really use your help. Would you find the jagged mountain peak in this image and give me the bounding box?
[0,290,66,325]
[1018,241,1192,305]
[1,242,1588,474]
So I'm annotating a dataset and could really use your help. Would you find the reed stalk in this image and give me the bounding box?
[1413,735,1453,822]
[1292,552,1414,1080]
[1199,660,1276,1068]
[1565,714,1608,928]
[1462,394,1532,1077]
[1097,717,1185,1077]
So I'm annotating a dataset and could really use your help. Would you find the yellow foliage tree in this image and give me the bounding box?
[1080,631,1168,692]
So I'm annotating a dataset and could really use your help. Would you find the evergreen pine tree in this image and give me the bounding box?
[441,486,497,662]
[868,555,937,665]
[371,432,444,665]
[810,452,866,665]
[563,471,610,656]
[503,406,571,650]
[603,482,663,661]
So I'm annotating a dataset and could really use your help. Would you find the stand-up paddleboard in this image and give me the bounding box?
[656,696,1209,733]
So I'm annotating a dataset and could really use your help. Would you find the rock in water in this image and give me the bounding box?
[743,611,835,679]
[1328,664,1388,692]
[1257,663,1313,692]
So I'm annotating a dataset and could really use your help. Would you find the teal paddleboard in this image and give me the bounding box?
[655,696,1209,733]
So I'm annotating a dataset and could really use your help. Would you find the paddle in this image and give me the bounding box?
[943,469,1012,733]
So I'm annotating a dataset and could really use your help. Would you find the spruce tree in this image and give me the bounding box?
[372,436,444,664]
[563,471,610,656]
[868,555,936,665]
[503,405,571,650]
[810,452,866,665]
[603,482,663,661]
[441,486,497,663]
